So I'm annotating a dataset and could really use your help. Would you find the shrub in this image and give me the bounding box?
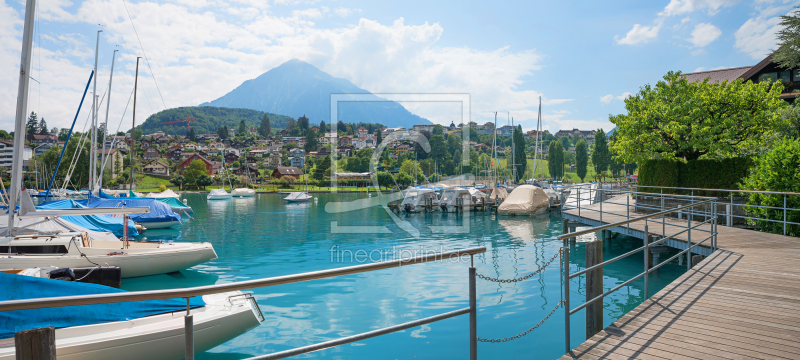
[638,157,752,196]
[159,184,167,192]
[741,138,800,236]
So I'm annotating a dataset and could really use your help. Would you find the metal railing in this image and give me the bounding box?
[0,247,486,360]
[633,185,800,236]
[557,195,718,353]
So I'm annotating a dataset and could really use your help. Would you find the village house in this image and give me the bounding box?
[97,148,124,178]
[142,159,170,176]
[26,133,57,145]
[224,153,240,164]
[183,143,197,151]
[180,153,213,175]
[356,126,369,137]
[339,135,353,146]
[248,149,265,158]
[268,151,282,168]
[314,147,331,158]
[33,143,57,157]
[336,145,354,157]
[142,144,160,160]
[271,166,303,180]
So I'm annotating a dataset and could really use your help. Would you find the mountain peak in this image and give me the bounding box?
[200,60,431,128]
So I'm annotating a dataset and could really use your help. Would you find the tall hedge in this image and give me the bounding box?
[638,157,753,196]
[741,138,800,236]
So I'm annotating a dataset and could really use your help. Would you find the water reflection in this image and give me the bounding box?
[120,193,688,360]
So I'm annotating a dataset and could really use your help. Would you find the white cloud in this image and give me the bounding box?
[660,0,740,17]
[600,92,631,104]
[0,2,567,131]
[688,22,722,47]
[734,11,782,59]
[334,7,360,17]
[615,23,660,45]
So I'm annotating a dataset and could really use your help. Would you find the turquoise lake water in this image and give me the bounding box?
[121,193,689,360]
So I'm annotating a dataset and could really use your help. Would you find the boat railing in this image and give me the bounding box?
[0,246,486,360]
[558,195,718,353]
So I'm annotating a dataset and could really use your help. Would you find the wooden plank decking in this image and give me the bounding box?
[560,197,800,359]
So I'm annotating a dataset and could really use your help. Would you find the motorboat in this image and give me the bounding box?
[399,187,438,212]
[231,188,256,198]
[0,194,218,278]
[438,188,472,212]
[497,185,550,216]
[207,189,232,200]
[284,191,312,202]
[0,272,262,360]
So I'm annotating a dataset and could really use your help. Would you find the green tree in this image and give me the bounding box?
[298,115,309,132]
[375,171,394,188]
[0,130,9,139]
[591,129,611,174]
[184,160,208,188]
[319,120,326,133]
[217,125,229,139]
[559,136,571,149]
[259,114,271,137]
[575,139,589,182]
[429,134,447,162]
[774,6,800,70]
[238,120,247,136]
[432,124,444,135]
[512,126,527,182]
[38,118,48,134]
[196,174,214,189]
[169,175,185,188]
[26,112,38,135]
[610,71,785,163]
[376,130,382,146]
[741,137,800,236]
[548,140,564,180]
[778,101,800,139]
[133,128,143,141]
[187,127,196,141]
[305,128,318,152]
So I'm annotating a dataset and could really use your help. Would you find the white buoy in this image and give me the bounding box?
[182,199,188,205]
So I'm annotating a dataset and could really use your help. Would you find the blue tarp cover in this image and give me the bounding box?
[0,272,204,339]
[36,200,139,237]
[99,191,190,211]
[77,195,182,224]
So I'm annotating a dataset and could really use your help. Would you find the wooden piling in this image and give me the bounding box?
[15,327,56,360]
[586,239,603,340]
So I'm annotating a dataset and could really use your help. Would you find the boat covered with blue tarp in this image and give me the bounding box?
[0,272,204,339]
[77,195,182,228]
[35,199,139,237]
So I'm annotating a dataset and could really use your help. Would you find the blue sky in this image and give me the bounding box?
[0,0,795,135]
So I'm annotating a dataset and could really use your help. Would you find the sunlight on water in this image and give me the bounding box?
[121,193,688,359]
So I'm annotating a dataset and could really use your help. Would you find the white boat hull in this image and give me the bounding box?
[207,194,232,200]
[136,220,183,229]
[0,292,261,360]
[231,188,256,197]
[0,242,218,278]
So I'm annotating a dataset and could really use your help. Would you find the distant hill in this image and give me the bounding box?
[138,106,293,136]
[199,59,431,128]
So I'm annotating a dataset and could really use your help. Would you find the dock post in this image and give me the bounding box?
[562,219,569,246]
[726,204,731,227]
[15,326,56,360]
[585,239,603,339]
[469,266,477,360]
[644,233,651,299]
[185,298,194,360]
[563,246,571,354]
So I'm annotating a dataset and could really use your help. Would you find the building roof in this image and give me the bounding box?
[273,166,304,176]
[681,66,754,83]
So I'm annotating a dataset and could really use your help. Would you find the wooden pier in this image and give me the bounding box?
[560,197,800,359]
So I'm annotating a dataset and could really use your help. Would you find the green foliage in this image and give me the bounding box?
[610,71,786,163]
[575,139,588,182]
[169,175,185,187]
[432,124,444,135]
[259,114,271,137]
[138,106,292,136]
[429,134,447,162]
[184,160,208,188]
[159,184,167,192]
[639,157,753,195]
[305,129,318,152]
[197,174,214,189]
[741,138,800,236]
[26,112,38,135]
[548,140,564,180]
[238,120,247,135]
[217,125,229,139]
[375,171,395,188]
[591,129,611,173]
[778,101,800,139]
[774,6,800,69]
[313,156,330,180]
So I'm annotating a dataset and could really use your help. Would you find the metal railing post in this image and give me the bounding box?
[577,189,581,218]
[185,298,194,360]
[600,188,603,223]
[644,231,650,299]
[784,195,787,236]
[563,246,570,354]
[627,194,630,231]
[687,213,692,270]
[469,266,477,360]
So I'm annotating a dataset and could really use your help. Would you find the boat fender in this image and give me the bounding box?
[48,267,76,281]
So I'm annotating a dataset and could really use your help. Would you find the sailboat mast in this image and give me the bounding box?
[99,49,117,187]
[130,57,140,190]
[7,0,36,235]
[492,112,497,187]
[533,96,541,181]
[90,30,102,192]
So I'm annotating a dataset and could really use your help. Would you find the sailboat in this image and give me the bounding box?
[284,154,311,202]
[0,2,217,278]
[207,162,232,200]
[231,160,255,197]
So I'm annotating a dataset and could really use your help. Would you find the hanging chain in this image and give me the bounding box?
[477,301,563,343]
[476,249,561,283]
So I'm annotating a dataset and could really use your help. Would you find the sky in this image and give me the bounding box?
[0,0,797,136]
